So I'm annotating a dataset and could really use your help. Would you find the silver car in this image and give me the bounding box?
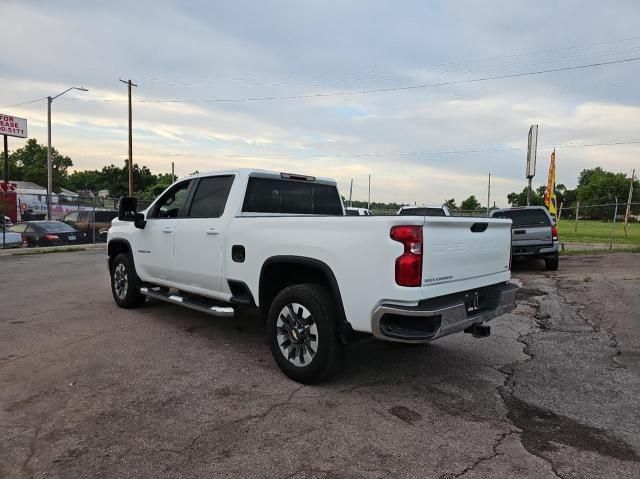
[490,206,559,270]
[1,227,23,249]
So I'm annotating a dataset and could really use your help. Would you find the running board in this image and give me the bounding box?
[140,287,235,317]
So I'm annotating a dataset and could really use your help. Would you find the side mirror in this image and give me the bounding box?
[118,196,138,221]
[134,212,147,229]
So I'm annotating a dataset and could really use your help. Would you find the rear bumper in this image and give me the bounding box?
[371,281,519,343]
[512,242,558,257]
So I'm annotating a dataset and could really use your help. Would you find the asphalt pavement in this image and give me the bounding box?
[1,251,638,478]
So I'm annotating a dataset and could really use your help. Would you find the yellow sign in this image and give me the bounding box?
[544,150,557,218]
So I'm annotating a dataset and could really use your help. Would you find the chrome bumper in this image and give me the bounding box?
[371,281,519,343]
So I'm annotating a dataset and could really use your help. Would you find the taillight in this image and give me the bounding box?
[390,225,423,287]
[45,234,59,241]
[551,225,558,242]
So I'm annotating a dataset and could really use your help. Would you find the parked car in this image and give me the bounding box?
[62,210,118,242]
[345,207,372,216]
[490,206,559,270]
[9,221,81,247]
[1,215,12,227]
[397,205,451,216]
[1,226,23,249]
[108,169,517,383]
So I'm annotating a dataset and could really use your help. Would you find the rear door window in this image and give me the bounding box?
[65,212,79,224]
[242,177,343,215]
[493,209,551,227]
[9,224,27,233]
[188,176,234,218]
[95,211,117,222]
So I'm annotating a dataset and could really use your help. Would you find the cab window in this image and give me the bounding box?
[151,181,191,218]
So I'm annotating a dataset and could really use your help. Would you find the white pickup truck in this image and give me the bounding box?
[108,169,518,382]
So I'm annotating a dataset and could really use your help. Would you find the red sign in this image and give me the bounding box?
[0,182,18,223]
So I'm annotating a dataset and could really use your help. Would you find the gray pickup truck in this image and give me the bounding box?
[490,206,559,270]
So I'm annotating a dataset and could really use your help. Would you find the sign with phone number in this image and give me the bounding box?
[0,114,28,138]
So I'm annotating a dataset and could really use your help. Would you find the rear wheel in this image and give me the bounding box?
[545,254,559,271]
[110,253,145,308]
[267,284,342,383]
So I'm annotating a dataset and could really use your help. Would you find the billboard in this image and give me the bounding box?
[0,114,28,138]
[526,124,538,179]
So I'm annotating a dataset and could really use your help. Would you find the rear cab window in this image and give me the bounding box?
[493,209,551,227]
[242,176,343,215]
[400,208,446,216]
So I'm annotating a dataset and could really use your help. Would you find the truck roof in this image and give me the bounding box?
[180,168,337,185]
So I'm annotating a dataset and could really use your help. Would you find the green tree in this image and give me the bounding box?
[8,138,73,191]
[506,186,545,207]
[460,195,481,211]
[139,173,174,199]
[443,198,457,210]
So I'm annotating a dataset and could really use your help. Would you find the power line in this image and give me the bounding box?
[72,139,640,160]
[0,97,47,110]
[69,56,640,104]
[137,33,640,88]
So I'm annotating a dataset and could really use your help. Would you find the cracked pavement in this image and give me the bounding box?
[1,251,639,478]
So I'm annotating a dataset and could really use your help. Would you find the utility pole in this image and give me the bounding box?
[172,162,175,183]
[624,169,635,238]
[46,86,88,219]
[368,175,371,210]
[3,135,8,184]
[120,79,137,196]
[486,173,491,216]
[348,179,353,207]
[47,96,52,219]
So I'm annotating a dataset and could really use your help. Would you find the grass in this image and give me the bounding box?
[559,246,640,256]
[557,220,640,245]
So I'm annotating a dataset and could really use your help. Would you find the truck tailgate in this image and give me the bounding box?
[421,217,511,298]
[512,225,553,246]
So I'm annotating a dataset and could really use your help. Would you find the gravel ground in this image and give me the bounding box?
[1,251,638,478]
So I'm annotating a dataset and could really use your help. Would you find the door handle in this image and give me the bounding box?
[206,228,220,235]
[162,227,174,234]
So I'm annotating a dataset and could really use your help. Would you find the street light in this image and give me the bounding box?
[47,86,89,219]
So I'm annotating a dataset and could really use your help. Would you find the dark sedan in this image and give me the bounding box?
[9,221,80,247]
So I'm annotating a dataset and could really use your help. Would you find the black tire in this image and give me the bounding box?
[110,253,145,308]
[545,254,559,271]
[267,284,342,384]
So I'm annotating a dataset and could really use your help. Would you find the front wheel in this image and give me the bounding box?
[110,253,145,308]
[267,284,342,383]
[545,254,559,271]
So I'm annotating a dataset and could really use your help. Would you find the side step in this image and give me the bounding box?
[140,287,234,317]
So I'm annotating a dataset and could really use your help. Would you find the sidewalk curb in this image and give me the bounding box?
[0,243,107,257]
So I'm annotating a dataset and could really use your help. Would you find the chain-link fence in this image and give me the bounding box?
[556,201,639,247]
[0,192,153,249]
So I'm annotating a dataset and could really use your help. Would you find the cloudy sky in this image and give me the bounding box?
[2,0,639,205]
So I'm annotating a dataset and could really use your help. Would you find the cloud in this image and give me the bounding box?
[2,0,640,205]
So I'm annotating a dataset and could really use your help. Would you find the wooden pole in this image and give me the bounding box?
[574,200,580,232]
[119,79,137,196]
[558,201,563,223]
[624,169,635,238]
